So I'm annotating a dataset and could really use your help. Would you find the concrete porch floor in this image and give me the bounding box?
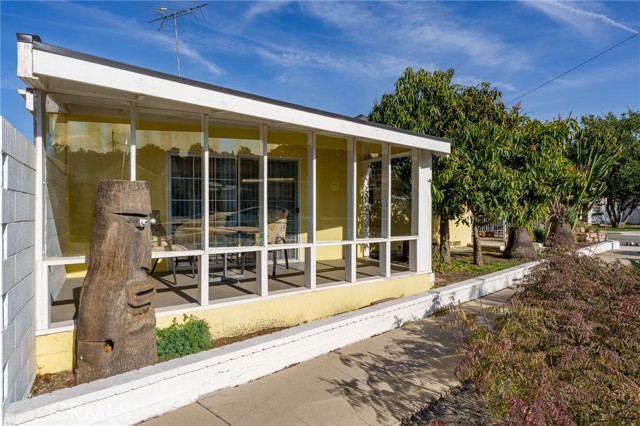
[50,257,410,324]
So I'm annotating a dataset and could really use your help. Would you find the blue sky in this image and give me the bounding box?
[1,1,639,139]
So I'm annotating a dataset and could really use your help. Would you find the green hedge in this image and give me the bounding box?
[156,315,212,361]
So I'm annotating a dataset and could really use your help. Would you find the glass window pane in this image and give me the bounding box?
[391,240,412,275]
[391,156,412,237]
[267,129,308,250]
[137,117,202,250]
[46,105,131,257]
[316,245,347,286]
[356,243,381,280]
[209,123,262,248]
[357,142,382,239]
[317,136,348,242]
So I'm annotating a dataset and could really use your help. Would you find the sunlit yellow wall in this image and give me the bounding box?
[47,114,130,257]
[432,216,472,247]
[36,273,433,374]
[316,135,348,259]
[267,129,309,239]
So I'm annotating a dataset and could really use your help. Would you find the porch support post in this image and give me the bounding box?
[304,131,316,289]
[380,144,391,277]
[345,138,357,282]
[198,114,210,305]
[411,149,432,273]
[33,89,48,330]
[256,123,269,296]
[129,102,136,181]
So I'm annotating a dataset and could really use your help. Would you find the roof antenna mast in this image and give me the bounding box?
[149,3,208,76]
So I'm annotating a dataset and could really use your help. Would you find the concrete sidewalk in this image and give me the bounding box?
[142,288,515,426]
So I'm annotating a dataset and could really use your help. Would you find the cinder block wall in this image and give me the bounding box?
[1,117,37,421]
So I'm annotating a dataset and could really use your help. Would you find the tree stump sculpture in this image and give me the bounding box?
[75,180,157,383]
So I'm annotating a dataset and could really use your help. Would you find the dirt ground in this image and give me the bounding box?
[30,326,289,397]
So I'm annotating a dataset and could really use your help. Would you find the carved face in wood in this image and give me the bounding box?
[75,180,158,383]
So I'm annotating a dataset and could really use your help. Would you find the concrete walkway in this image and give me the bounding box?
[596,244,640,266]
[142,288,515,426]
[141,246,636,426]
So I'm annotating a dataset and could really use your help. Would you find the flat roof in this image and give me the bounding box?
[17,34,450,155]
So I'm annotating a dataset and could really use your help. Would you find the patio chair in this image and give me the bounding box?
[267,208,289,277]
[150,210,195,285]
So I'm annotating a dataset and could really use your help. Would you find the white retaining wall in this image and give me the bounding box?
[5,241,621,425]
[6,259,539,425]
[1,118,37,424]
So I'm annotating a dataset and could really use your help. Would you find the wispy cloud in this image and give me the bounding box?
[46,1,224,76]
[524,1,638,35]
[245,1,293,21]
[300,1,530,72]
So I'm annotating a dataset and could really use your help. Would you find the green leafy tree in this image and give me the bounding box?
[547,118,621,246]
[369,68,464,264]
[502,118,571,259]
[583,110,640,228]
[448,83,520,265]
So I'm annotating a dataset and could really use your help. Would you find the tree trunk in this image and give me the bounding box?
[606,199,639,228]
[472,220,483,265]
[505,227,537,260]
[439,215,451,264]
[547,215,575,247]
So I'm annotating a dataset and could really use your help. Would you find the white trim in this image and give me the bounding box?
[305,131,316,289]
[34,89,48,331]
[257,124,268,295]
[24,47,450,155]
[316,240,352,247]
[129,103,136,181]
[199,114,210,305]
[345,138,356,283]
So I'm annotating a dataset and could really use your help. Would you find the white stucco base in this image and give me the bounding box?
[5,241,619,426]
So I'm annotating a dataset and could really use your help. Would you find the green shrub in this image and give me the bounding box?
[532,227,546,243]
[156,314,212,361]
[457,252,640,425]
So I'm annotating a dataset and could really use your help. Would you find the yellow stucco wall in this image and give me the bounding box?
[36,273,433,374]
[432,216,472,247]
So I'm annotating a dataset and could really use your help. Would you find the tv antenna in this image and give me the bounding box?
[149,3,208,76]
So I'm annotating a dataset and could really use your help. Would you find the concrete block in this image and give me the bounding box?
[5,222,21,258]
[14,192,32,222]
[2,189,16,224]
[15,298,35,348]
[3,318,17,363]
[2,255,16,294]
[27,193,36,221]
[5,347,23,400]
[21,221,35,253]
[15,247,34,284]
[6,157,22,192]
[22,166,36,196]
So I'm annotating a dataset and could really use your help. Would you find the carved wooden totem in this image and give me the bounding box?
[75,180,157,383]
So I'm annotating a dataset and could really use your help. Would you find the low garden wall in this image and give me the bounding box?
[5,241,620,425]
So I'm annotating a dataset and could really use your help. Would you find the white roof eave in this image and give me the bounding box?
[20,40,450,155]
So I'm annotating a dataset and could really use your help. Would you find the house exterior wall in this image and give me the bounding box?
[36,272,432,374]
[1,117,37,420]
[432,216,472,247]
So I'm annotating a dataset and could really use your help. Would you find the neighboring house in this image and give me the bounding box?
[2,32,449,412]
[628,206,640,225]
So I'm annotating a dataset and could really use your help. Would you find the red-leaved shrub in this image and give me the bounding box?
[456,251,640,425]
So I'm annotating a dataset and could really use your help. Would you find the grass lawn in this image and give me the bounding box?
[600,224,640,233]
[433,247,531,287]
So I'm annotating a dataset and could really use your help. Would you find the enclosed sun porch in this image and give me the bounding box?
[17,34,450,343]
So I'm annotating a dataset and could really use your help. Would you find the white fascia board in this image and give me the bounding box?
[30,49,450,155]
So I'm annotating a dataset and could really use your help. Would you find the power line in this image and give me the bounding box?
[506,31,640,105]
